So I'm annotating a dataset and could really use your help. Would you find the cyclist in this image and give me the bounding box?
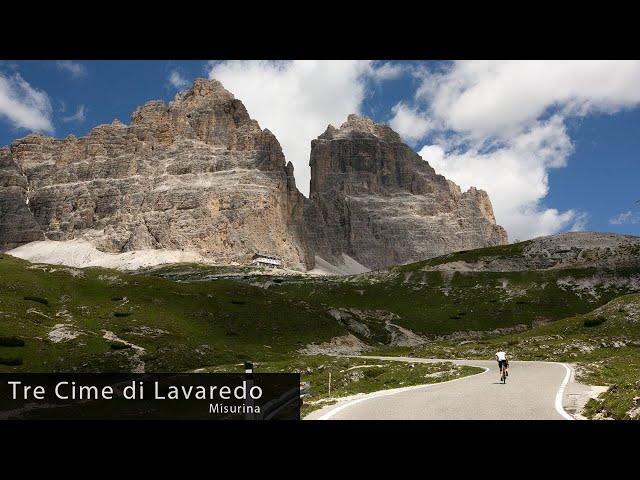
[495,350,509,381]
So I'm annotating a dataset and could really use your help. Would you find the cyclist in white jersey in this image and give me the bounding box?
[495,351,509,379]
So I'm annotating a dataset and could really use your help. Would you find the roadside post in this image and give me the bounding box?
[245,361,254,420]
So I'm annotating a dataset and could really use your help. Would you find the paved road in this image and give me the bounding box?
[306,356,582,420]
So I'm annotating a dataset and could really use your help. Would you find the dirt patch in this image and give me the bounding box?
[128,326,170,338]
[102,330,146,373]
[432,324,529,342]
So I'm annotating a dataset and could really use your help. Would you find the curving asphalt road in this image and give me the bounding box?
[306,356,588,420]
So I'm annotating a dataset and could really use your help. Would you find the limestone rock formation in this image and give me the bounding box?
[420,232,640,273]
[1,81,508,272]
[520,232,640,270]
[304,114,508,270]
[0,79,311,269]
[0,146,46,249]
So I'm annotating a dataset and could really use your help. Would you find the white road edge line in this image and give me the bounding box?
[555,363,575,420]
[314,366,490,420]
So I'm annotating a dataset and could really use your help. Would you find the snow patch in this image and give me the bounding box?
[8,239,214,271]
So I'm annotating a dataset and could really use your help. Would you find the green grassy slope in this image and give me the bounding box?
[0,254,344,373]
[146,253,640,338]
[275,266,640,336]
[2,237,639,375]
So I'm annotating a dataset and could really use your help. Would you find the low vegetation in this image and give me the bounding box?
[0,254,347,373]
[2,240,640,419]
[0,336,25,347]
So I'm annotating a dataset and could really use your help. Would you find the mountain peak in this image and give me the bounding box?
[319,114,401,142]
[183,78,230,98]
[307,110,507,269]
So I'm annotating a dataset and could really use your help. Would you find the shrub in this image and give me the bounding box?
[231,300,246,305]
[111,296,124,301]
[0,336,25,347]
[584,316,607,327]
[113,312,131,318]
[24,296,48,306]
[110,342,130,350]
[363,367,384,379]
[0,357,23,366]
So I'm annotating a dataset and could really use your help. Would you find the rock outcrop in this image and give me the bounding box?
[0,81,508,272]
[0,79,311,269]
[304,114,508,269]
[417,232,640,273]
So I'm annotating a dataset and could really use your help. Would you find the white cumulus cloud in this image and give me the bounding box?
[610,210,640,225]
[407,61,640,240]
[417,60,640,138]
[168,69,189,89]
[206,60,393,196]
[61,104,86,123]
[369,62,406,82]
[569,212,590,232]
[56,61,88,79]
[389,102,432,143]
[419,116,578,240]
[0,72,53,133]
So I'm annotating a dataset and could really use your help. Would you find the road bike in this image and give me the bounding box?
[500,364,509,384]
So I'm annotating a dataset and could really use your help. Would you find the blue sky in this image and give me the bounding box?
[0,60,638,240]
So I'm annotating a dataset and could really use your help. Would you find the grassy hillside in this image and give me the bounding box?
[2,234,640,374]
[0,254,345,373]
[289,267,639,336]
[0,253,485,411]
[145,255,640,339]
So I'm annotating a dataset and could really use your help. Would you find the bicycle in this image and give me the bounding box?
[500,363,509,384]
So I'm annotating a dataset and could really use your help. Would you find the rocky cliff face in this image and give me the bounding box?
[304,114,508,270]
[0,79,311,269]
[0,81,507,272]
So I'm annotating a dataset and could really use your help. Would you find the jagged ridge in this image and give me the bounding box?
[0,79,311,269]
[304,114,507,270]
